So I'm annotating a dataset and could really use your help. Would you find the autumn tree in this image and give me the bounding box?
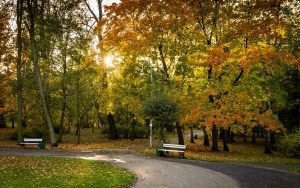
[0,1,11,128]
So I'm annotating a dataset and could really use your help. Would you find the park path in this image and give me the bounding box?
[85,153,240,188]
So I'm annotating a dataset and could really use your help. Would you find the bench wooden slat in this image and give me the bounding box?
[23,138,43,142]
[157,149,185,153]
[162,144,186,150]
[19,142,42,145]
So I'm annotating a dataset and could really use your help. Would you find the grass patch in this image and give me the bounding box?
[140,136,300,167]
[288,166,300,172]
[0,156,135,188]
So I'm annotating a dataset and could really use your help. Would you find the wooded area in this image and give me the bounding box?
[0,0,299,155]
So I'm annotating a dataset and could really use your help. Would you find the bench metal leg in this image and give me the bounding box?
[179,153,185,159]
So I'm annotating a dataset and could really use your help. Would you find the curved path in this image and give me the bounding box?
[0,148,299,188]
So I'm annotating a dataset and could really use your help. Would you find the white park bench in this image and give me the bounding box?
[19,138,45,149]
[157,143,186,158]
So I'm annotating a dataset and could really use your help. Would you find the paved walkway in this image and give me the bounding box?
[0,148,299,188]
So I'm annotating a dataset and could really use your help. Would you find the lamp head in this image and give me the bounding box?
[140,67,145,76]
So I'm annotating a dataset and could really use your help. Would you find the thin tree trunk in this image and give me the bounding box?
[26,0,57,146]
[223,128,229,151]
[11,117,14,128]
[270,131,277,151]
[227,126,235,143]
[190,126,195,143]
[58,99,66,142]
[16,0,24,143]
[211,124,220,151]
[176,122,184,145]
[219,127,225,139]
[107,113,119,140]
[58,38,68,142]
[130,116,136,141]
[264,131,272,154]
[202,125,210,146]
[251,126,257,143]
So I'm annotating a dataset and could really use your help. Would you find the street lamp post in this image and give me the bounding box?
[140,63,153,83]
[150,120,153,149]
[140,62,153,149]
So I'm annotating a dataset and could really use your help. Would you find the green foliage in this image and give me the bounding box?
[142,95,179,124]
[116,124,131,138]
[9,130,18,140]
[100,126,110,137]
[278,130,300,158]
[10,126,49,141]
[135,126,149,138]
[142,94,180,142]
[23,126,49,140]
[117,124,149,139]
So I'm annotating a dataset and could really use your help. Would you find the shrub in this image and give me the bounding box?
[9,131,18,140]
[10,126,49,141]
[23,126,49,139]
[278,130,300,158]
[100,126,110,137]
[135,126,149,138]
[117,124,131,138]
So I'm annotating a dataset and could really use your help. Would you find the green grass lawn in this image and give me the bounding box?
[0,156,135,188]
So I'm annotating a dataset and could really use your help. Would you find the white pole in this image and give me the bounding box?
[150,119,153,149]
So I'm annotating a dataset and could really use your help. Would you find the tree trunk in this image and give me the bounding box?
[243,132,247,142]
[270,131,277,151]
[264,131,272,154]
[228,128,236,143]
[130,116,136,141]
[251,126,257,143]
[11,117,14,128]
[219,127,224,139]
[211,124,220,151]
[159,122,166,143]
[0,113,6,128]
[95,103,102,127]
[76,116,82,144]
[58,41,68,142]
[223,128,230,151]
[58,97,66,142]
[107,113,119,140]
[202,126,210,146]
[190,126,195,143]
[260,126,265,138]
[16,0,24,143]
[176,122,184,145]
[166,122,173,132]
[26,0,57,146]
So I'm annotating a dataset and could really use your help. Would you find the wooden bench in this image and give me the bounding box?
[19,138,45,149]
[157,143,186,158]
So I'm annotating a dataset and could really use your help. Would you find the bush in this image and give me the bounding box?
[9,126,49,141]
[117,124,131,138]
[100,126,110,137]
[23,126,49,139]
[135,126,149,138]
[9,131,18,140]
[278,130,300,158]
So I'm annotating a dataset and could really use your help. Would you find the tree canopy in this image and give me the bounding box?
[0,0,298,151]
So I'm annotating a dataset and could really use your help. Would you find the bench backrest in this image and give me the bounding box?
[23,138,43,142]
[163,143,186,150]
